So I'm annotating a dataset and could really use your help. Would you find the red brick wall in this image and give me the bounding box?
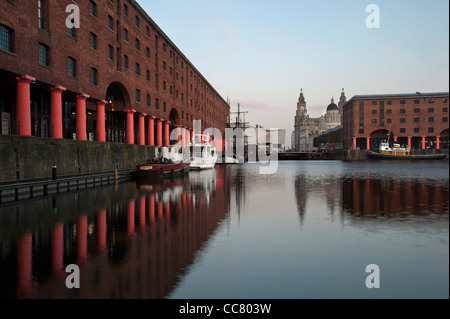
[0,0,229,133]
[343,94,449,149]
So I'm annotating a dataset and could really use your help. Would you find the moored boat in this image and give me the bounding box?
[367,142,447,160]
[190,133,218,170]
[134,146,190,181]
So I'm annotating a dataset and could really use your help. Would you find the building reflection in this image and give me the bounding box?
[342,177,449,217]
[0,166,231,299]
[294,174,343,225]
[294,173,448,223]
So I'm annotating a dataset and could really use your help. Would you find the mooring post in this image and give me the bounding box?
[52,165,57,180]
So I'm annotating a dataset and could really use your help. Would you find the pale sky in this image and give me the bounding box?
[140,0,449,145]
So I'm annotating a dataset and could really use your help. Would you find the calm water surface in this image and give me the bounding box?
[0,161,448,299]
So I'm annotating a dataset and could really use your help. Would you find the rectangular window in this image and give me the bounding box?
[400,118,406,123]
[443,108,448,113]
[135,16,140,28]
[146,26,150,37]
[414,128,420,133]
[146,94,150,106]
[359,129,364,134]
[414,108,420,113]
[123,4,128,16]
[428,127,434,133]
[414,100,420,105]
[372,119,377,124]
[444,117,448,123]
[428,108,434,113]
[124,29,128,42]
[135,63,140,76]
[163,102,166,112]
[90,67,98,85]
[444,99,448,104]
[372,110,377,115]
[400,100,406,105]
[163,81,166,91]
[90,33,97,50]
[400,109,406,114]
[386,109,392,114]
[38,0,48,30]
[108,45,114,60]
[155,98,159,110]
[38,43,49,66]
[414,118,420,123]
[108,15,114,30]
[387,101,392,105]
[124,55,129,69]
[400,128,406,133]
[136,89,141,103]
[0,24,13,52]
[163,61,166,71]
[67,25,76,38]
[89,1,97,17]
[146,47,150,58]
[135,39,140,51]
[68,57,76,77]
[429,99,435,104]
[146,70,150,82]
[428,117,434,123]
[386,118,392,124]
[372,101,377,106]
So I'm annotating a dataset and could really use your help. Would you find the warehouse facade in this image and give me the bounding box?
[342,92,449,150]
[0,0,229,145]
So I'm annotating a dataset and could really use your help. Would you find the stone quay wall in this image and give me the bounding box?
[0,135,156,182]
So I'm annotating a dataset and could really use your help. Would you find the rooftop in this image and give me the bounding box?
[348,92,449,101]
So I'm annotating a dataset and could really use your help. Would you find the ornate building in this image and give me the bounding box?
[293,89,346,152]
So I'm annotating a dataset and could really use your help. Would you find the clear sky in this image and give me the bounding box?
[139,0,449,145]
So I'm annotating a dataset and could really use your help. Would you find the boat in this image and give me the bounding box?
[134,146,190,181]
[367,141,447,160]
[189,133,218,170]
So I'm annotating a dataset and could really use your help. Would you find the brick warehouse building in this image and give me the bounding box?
[343,92,449,151]
[0,0,229,146]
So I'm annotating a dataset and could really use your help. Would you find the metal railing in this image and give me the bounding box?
[0,169,134,205]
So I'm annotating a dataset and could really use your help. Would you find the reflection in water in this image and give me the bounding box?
[293,165,449,222]
[0,166,231,299]
[0,162,448,299]
[342,177,449,217]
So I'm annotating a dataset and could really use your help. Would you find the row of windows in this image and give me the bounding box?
[363,98,448,106]
[360,127,441,134]
[1,4,226,116]
[370,117,448,124]
[370,108,448,115]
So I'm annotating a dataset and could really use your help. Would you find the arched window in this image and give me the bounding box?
[0,24,14,53]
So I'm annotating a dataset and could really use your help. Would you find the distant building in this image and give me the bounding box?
[314,125,343,151]
[293,89,346,152]
[228,123,285,153]
[342,92,449,150]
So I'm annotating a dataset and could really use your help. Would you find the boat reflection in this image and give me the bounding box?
[0,166,230,299]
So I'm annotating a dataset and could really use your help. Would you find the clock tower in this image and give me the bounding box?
[293,89,308,151]
[296,89,307,117]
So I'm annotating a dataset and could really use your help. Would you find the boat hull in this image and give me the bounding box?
[367,150,447,160]
[134,162,190,181]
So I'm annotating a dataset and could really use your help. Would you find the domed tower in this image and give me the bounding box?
[325,97,341,130]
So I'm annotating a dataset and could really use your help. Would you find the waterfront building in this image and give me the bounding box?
[293,89,346,152]
[342,92,449,150]
[0,0,229,145]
